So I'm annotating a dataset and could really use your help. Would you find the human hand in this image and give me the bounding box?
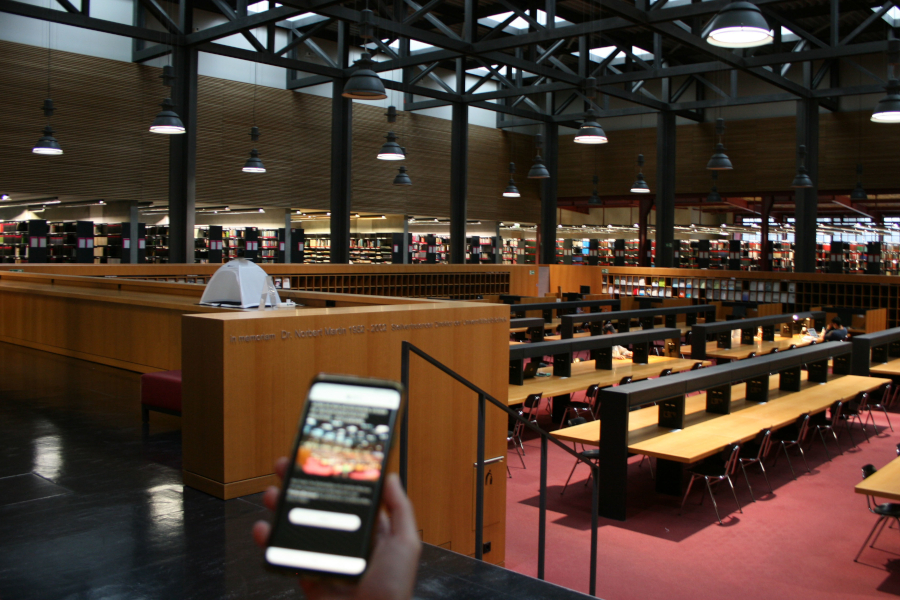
[253,458,422,600]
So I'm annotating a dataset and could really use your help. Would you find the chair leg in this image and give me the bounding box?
[141,406,150,423]
[680,475,697,515]
[758,460,773,494]
[705,478,723,525]
[740,462,756,502]
[856,517,887,562]
[781,442,797,480]
[843,419,857,447]
[510,442,526,470]
[871,515,892,549]
[726,474,742,514]
[561,459,580,496]
[881,405,894,432]
[795,443,811,474]
[507,464,512,478]
[817,428,832,462]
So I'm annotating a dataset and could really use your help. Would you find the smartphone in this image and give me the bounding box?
[264,374,405,578]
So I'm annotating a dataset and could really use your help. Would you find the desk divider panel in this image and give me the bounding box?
[528,326,544,342]
[665,314,677,328]
[834,353,852,375]
[553,353,571,377]
[690,311,825,360]
[741,328,755,345]
[891,340,900,357]
[639,316,654,329]
[616,321,630,334]
[658,396,686,429]
[746,375,770,402]
[686,313,698,326]
[706,385,732,414]
[761,325,775,341]
[808,360,829,382]
[592,347,613,370]
[779,366,802,391]
[717,331,732,349]
[632,342,649,364]
[872,345,889,364]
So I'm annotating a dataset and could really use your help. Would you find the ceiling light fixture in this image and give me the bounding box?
[242,127,266,173]
[150,67,185,134]
[574,109,608,144]
[378,106,405,160]
[342,11,387,100]
[503,162,520,197]
[707,172,722,202]
[850,163,867,200]
[704,1,773,48]
[873,40,900,123]
[528,134,550,179]
[791,145,813,188]
[588,175,601,205]
[630,154,650,193]
[393,165,412,185]
[707,118,733,170]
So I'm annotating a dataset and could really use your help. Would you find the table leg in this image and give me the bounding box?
[655,459,684,496]
[552,393,570,426]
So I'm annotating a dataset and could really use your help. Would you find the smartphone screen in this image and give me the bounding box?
[265,377,403,577]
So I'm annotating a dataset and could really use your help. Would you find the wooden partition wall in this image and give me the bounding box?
[182,301,511,563]
[549,265,900,329]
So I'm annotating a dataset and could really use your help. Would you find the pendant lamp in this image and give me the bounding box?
[574,108,608,144]
[393,165,412,185]
[343,52,386,100]
[850,164,867,200]
[791,145,813,188]
[630,154,650,193]
[377,131,404,160]
[588,175,601,205]
[706,172,722,203]
[241,126,265,173]
[503,162,520,197]
[704,1,773,48]
[707,118,733,170]
[528,134,550,179]
[150,97,185,134]
[872,79,900,123]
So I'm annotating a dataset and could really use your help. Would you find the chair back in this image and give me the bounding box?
[862,463,878,511]
[770,347,779,354]
[896,443,900,457]
[829,401,844,426]
[523,393,542,415]
[568,416,587,428]
[747,352,757,359]
[788,344,797,350]
[584,384,600,403]
[685,331,692,346]
[877,383,892,405]
[723,443,742,475]
[691,361,703,371]
[796,413,812,443]
[856,391,870,412]
[618,376,633,386]
[754,428,773,460]
[659,368,673,378]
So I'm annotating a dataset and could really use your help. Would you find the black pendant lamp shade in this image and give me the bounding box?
[872,79,900,123]
[33,99,62,155]
[707,172,722,203]
[150,97,185,134]
[377,131,405,160]
[503,162,520,197]
[630,154,650,193]
[588,175,601,205]
[791,145,813,188]
[393,165,412,185]
[704,1,773,48]
[707,118,733,170]
[527,134,550,179]
[342,53,387,100]
[850,164,867,200]
[242,126,265,172]
[574,108,608,144]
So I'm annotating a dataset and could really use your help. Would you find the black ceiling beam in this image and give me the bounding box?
[55,0,79,13]
[137,0,182,35]
[209,0,266,53]
[196,41,343,77]
[185,5,302,46]
[133,43,172,63]
[0,0,172,43]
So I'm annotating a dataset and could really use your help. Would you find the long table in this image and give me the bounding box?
[554,374,889,500]
[682,334,811,360]
[855,456,900,502]
[870,358,900,377]
[506,356,703,407]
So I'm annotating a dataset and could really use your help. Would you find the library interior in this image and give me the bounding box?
[5,1,900,599]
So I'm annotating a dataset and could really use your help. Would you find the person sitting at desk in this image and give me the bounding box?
[820,317,848,342]
[603,323,633,359]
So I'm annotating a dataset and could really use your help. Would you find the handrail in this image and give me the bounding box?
[400,341,601,596]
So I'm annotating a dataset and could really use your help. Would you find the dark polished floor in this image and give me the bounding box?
[0,343,590,600]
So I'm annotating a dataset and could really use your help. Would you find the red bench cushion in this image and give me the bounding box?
[141,370,182,413]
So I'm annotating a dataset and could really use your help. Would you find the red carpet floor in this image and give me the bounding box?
[504,395,900,600]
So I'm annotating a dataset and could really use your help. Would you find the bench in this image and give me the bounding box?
[141,370,182,422]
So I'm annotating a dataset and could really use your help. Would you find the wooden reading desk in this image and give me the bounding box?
[869,358,900,377]
[682,334,811,360]
[506,356,703,407]
[855,456,900,502]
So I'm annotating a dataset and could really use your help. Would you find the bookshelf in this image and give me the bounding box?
[0,220,48,263]
[146,225,168,264]
[259,229,279,263]
[466,236,501,264]
[47,221,93,263]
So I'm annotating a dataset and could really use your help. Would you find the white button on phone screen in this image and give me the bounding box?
[289,508,362,531]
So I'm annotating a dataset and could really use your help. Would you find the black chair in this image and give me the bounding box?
[843,391,873,443]
[513,393,543,453]
[680,443,743,525]
[658,368,673,378]
[867,383,893,433]
[769,347,780,355]
[507,429,526,475]
[788,344,798,350]
[618,376,633,386]
[854,464,900,562]
[746,352,757,359]
[560,417,600,496]
[739,429,773,502]
[816,401,848,460]
[563,384,598,424]
[772,414,812,479]
[690,362,704,371]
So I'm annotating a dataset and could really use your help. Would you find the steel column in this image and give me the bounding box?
[329,21,351,264]
[539,123,559,265]
[449,102,468,264]
[795,98,819,273]
[760,195,775,271]
[655,111,676,267]
[168,39,198,264]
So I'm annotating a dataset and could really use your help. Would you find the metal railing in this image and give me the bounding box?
[399,341,601,596]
